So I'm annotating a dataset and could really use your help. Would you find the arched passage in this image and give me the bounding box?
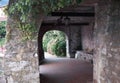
[38,5,95,83]
[38,24,69,63]
[38,22,94,63]
[39,24,94,83]
[42,30,68,58]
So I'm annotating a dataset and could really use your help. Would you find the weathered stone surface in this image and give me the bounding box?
[94,0,120,83]
[0,56,4,79]
[68,26,82,58]
[0,76,6,83]
[66,24,94,58]
[4,17,40,83]
[75,51,93,62]
[81,23,94,52]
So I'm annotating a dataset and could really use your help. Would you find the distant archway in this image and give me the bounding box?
[42,30,68,58]
[38,24,69,63]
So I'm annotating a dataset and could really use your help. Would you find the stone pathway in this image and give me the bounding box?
[44,52,57,58]
[40,58,93,83]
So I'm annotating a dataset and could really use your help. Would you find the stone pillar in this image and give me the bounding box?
[4,18,40,82]
[66,26,71,58]
[68,26,82,58]
[94,0,120,83]
[81,23,94,52]
[66,35,70,57]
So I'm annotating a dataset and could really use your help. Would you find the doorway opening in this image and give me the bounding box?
[42,30,67,58]
[39,4,95,83]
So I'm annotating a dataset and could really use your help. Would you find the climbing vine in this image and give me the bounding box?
[7,0,81,40]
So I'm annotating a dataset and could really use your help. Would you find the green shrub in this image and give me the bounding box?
[42,30,66,57]
[0,38,5,46]
[0,21,6,46]
[0,21,6,38]
[54,39,66,57]
[47,39,56,54]
[43,37,50,52]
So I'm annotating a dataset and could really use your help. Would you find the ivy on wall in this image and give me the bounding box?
[7,0,81,40]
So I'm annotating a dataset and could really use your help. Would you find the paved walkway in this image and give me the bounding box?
[40,58,93,83]
[44,52,57,58]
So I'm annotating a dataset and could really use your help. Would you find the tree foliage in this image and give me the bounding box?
[0,21,6,46]
[0,21,6,38]
[53,39,66,57]
[43,30,66,57]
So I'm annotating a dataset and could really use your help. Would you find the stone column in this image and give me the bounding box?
[68,26,82,58]
[81,23,94,52]
[4,17,40,83]
[94,0,120,83]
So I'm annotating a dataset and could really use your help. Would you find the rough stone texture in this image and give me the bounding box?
[0,57,4,76]
[68,26,82,58]
[4,17,40,83]
[94,0,120,83]
[81,23,94,52]
[0,48,6,82]
[0,77,6,83]
[57,25,94,58]
[75,51,93,63]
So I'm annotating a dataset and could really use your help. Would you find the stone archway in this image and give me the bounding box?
[42,30,68,58]
[38,5,95,82]
[4,1,96,82]
[39,21,95,83]
[38,23,70,63]
[38,19,94,63]
[4,0,120,83]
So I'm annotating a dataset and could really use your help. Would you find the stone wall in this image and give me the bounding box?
[4,17,40,83]
[81,23,94,52]
[0,57,4,77]
[94,0,120,83]
[65,24,94,58]
[75,51,93,63]
[68,26,82,58]
[67,24,94,58]
[0,50,4,76]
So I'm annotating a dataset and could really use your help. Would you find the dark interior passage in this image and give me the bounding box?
[39,5,94,83]
[40,58,93,83]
